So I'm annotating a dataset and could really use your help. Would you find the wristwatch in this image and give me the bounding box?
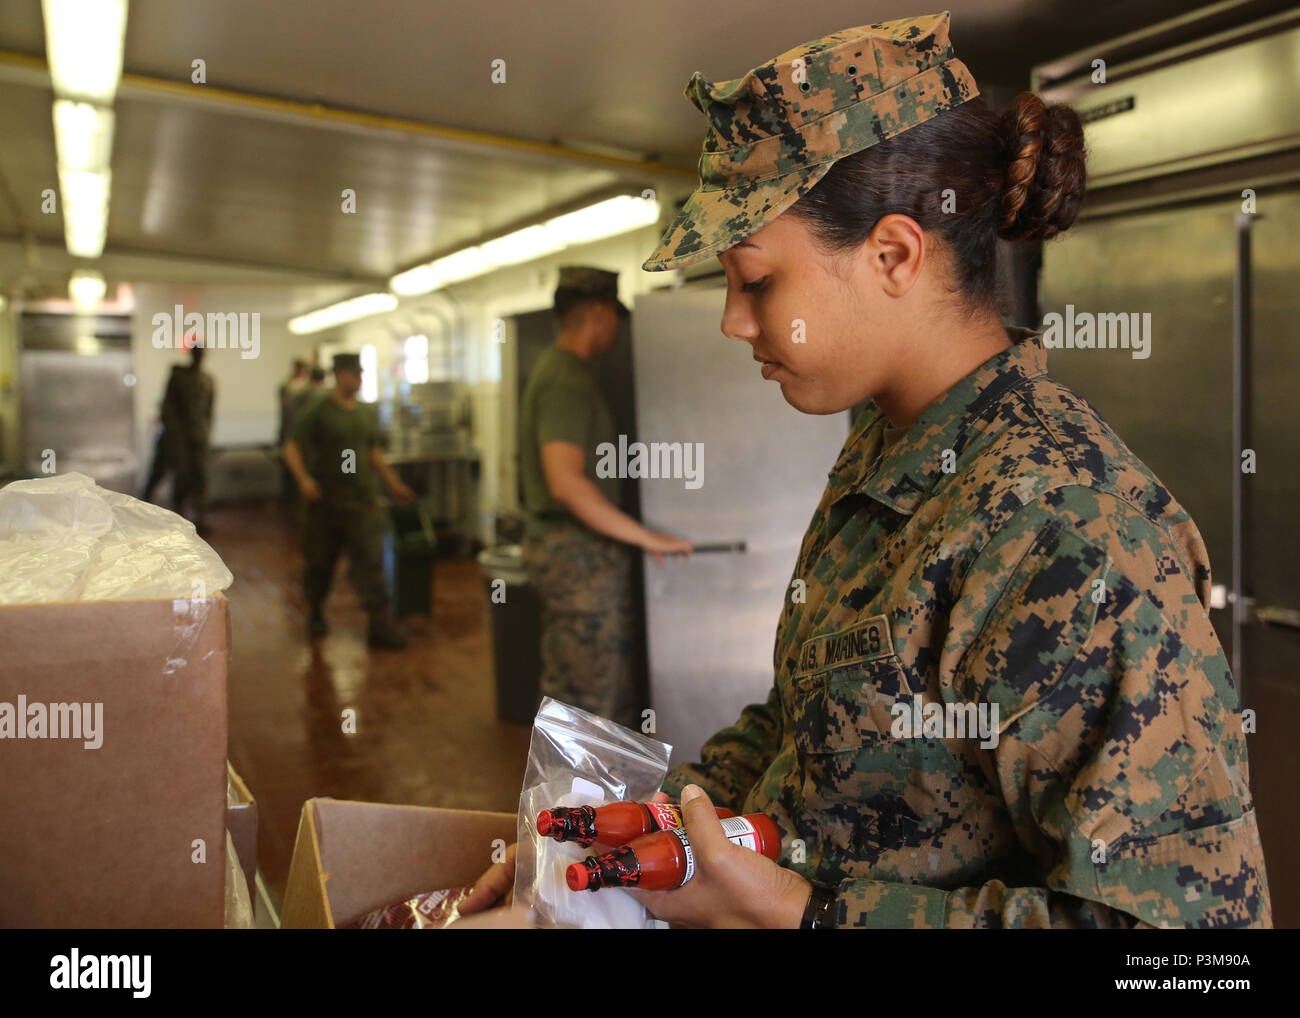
[800,882,838,929]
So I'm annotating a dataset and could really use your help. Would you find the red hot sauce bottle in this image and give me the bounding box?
[536,801,735,850]
[566,813,781,892]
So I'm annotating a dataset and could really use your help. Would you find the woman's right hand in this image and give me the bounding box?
[642,531,694,565]
[457,842,518,915]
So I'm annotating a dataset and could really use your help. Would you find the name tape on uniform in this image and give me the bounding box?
[796,616,895,677]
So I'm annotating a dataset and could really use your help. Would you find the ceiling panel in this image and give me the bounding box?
[0,84,62,241]
[0,0,1289,302]
[106,96,628,277]
[0,1,1261,162]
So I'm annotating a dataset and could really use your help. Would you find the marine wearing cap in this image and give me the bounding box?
[554,265,630,317]
[520,264,643,727]
[643,12,978,272]
[651,13,1271,929]
[288,347,408,649]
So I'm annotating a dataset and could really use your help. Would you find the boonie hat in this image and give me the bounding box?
[642,11,979,272]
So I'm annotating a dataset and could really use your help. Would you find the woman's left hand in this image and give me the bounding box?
[626,784,812,928]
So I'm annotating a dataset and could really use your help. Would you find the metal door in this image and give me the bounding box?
[20,345,138,494]
[632,286,849,766]
[1040,190,1300,924]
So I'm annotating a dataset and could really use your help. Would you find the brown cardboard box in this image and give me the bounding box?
[281,798,518,928]
[0,596,229,928]
[226,761,258,897]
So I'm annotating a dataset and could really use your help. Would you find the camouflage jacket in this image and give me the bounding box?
[664,329,1271,929]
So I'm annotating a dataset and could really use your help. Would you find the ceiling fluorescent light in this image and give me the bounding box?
[59,168,110,258]
[53,99,114,173]
[544,194,660,246]
[68,269,106,308]
[389,246,489,295]
[390,263,440,296]
[481,225,565,268]
[429,246,489,284]
[42,0,128,103]
[387,192,661,296]
[288,292,398,335]
[65,216,107,259]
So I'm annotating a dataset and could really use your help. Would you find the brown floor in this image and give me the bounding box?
[204,501,531,914]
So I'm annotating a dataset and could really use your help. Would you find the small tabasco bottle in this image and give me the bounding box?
[536,801,735,850]
[566,813,781,892]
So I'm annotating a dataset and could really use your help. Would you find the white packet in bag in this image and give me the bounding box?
[514,698,672,929]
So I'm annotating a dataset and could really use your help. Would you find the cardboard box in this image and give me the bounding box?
[0,596,230,928]
[281,798,517,928]
[226,761,258,897]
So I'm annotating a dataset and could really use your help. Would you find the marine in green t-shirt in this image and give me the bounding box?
[291,385,385,507]
[519,346,623,520]
[516,266,692,728]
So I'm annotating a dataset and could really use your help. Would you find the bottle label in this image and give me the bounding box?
[720,816,760,851]
[669,828,695,885]
[646,802,684,831]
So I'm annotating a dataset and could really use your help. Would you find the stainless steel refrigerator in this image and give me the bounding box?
[1033,8,1300,924]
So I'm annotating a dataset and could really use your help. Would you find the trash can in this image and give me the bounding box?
[477,544,542,724]
[384,502,438,617]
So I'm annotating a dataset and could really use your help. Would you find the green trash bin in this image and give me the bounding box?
[384,502,438,617]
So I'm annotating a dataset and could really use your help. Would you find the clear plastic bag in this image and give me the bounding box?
[0,472,232,604]
[223,832,255,930]
[514,697,672,929]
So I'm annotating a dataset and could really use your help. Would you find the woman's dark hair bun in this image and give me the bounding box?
[997,92,1087,242]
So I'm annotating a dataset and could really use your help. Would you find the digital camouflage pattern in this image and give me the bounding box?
[663,329,1272,928]
[523,521,640,730]
[642,12,979,272]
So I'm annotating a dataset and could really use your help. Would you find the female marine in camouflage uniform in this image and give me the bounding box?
[629,12,1271,929]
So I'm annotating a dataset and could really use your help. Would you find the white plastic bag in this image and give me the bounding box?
[514,697,672,929]
[0,472,232,603]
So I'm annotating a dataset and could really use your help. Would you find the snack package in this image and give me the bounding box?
[341,886,475,930]
[513,697,673,929]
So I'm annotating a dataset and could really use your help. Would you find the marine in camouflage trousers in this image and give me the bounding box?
[523,521,638,729]
[301,498,390,622]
